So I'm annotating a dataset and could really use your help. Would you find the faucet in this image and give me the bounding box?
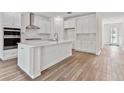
[54,33,59,42]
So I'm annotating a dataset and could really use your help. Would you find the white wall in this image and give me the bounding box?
[95,13,105,54]
[119,21,124,48]
[103,24,111,45]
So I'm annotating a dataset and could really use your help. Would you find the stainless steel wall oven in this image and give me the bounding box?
[3,27,21,50]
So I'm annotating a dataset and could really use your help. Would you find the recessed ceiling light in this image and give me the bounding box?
[67,12,72,14]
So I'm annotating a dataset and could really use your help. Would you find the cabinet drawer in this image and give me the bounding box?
[4,49,17,59]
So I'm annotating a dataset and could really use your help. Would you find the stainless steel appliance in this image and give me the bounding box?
[26,13,40,30]
[3,27,21,50]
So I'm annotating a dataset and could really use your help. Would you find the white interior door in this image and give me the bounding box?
[110,27,119,46]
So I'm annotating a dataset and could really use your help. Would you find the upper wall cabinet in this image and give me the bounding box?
[76,14,97,33]
[2,12,21,27]
[76,17,88,33]
[21,13,29,33]
[64,19,76,28]
[2,13,13,26]
[34,15,51,33]
[88,15,97,33]
[13,13,21,27]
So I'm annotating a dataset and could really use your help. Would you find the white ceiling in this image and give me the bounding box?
[35,12,95,18]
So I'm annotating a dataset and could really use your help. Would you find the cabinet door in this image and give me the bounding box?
[45,21,51,33]
[68,20,75,28]
[76,40,80,50]
[2,13,14,26]
[3,49,17,60]
[13,13,21,27]
[64,21,68,28]
[34,15,41,27]
[38,20,47,33]
[2,13,21,27]
[18,45,29,71]
[77,18,88,33]
[21,13,29,33]
[88,15,97,33]
[34,16,50,33]
[64,19,75,28]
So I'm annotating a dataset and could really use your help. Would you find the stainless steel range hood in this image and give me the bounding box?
[26,13,40,29]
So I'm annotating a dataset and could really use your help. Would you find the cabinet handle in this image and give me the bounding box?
[21,48,24,49]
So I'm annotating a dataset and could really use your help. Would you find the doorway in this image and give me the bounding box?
[103,23,121,47]
[110,27,119,46]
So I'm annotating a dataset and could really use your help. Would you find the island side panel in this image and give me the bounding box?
[41,42,72,71]
[29,47,41,79]
[18,44,41,79]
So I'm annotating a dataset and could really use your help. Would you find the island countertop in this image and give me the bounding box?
[18,40,72,47]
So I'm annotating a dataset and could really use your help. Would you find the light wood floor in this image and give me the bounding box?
[0,46,124,81]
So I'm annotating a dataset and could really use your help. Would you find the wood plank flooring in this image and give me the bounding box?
[0,46,124,81]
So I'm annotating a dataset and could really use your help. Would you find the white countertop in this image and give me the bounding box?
[18,40,72,47]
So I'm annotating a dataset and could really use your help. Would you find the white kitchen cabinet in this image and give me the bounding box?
[38,20,51,34]
[2,12,21,27]
[64,29,76,49]
[2,13,14,26]
[21,13,29,33]
[4,49,17,60]
[75,40,80,50]
[74,14,97,54]
[76,17,88,33]
[75,34,96,54]
[13,13,21,27]
[0,49,17,60]
[88,15,97,33]
[34,15,51,34]
[76,14,97,34]
[64,19,76,28]
[46,21,51,33]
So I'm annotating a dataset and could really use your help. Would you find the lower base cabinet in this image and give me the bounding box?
[0,49,17,61]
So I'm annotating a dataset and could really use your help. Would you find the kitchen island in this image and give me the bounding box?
[17,40,72,79]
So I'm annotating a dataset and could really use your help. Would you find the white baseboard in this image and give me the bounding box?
[29,73,41,79]
[75,49,96,55]
[18,64,41,79]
